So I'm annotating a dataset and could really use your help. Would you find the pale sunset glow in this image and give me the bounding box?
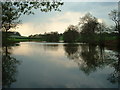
[10,2,117,36]
[2,1,119,88]
[98,19,103,23]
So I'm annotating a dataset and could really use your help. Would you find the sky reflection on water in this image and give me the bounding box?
[2,42,119,88]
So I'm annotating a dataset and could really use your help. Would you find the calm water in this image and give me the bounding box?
[2,42,120,88]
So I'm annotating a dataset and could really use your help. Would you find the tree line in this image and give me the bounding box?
[28,11,119,44]
[1,1,63,44]
[1,1,120,44]
[29,32,61,42]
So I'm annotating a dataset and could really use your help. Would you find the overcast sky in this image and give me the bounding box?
[11,2,118,36]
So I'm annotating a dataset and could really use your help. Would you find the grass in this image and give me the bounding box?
[8,35,119,43]
[8,38,42,42]
[104,36,118,40]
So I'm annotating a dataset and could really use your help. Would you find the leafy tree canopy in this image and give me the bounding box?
[63,25,79,43]
[1,1,64,31]
[79,13,99,34]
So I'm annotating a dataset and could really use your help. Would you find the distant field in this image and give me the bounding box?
[8,35,119,43]
[9,38,42,42]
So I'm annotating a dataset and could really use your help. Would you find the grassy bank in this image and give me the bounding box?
[8,35,119,46]
[8,38,42,42]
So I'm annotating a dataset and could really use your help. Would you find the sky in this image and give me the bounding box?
[11,1,118,36]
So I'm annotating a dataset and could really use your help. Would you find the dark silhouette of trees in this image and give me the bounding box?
[78,13,99,44]
[2,44,21,88]
[1,1,63,43]
[108,3,120,85]
[108,5,120,84]
[97,23,106,46]
[63,25,79,43]
[28,32,61,42]
[64,44,79,59]
[108,9,120,34]
[43,44,59,51]
[107,60,120,84]
[2,1,63,31]
[79,13,99,33]
[44,32,59,42]
[63,43,119,81]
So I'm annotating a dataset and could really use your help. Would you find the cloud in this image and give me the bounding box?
[98,19,103,23]
[11,2,117,36]
[14,12,84,36]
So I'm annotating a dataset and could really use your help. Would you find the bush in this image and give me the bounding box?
[63,25,79,43]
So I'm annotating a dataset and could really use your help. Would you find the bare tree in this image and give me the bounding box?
[108,9,120,34]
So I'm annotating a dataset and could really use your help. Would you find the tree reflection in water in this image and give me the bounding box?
[2,43,21,88]
[64,44,79,60]
[107,41,120,85]
[43,44,59,51]
[2,42,119,87]
[64,44,120,84]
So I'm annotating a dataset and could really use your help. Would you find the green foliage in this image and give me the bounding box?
[2,1,64,31]
[78,13,105,44]
[77,33,119,45]
[63,25,79,43]
[79,13,99,34]
[44,32,59,42]
[2,1,63,44]
[29,32,60,42]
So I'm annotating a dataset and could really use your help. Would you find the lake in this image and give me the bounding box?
[2,42,119,88]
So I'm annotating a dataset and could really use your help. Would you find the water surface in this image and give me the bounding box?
[2,42,119,88]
